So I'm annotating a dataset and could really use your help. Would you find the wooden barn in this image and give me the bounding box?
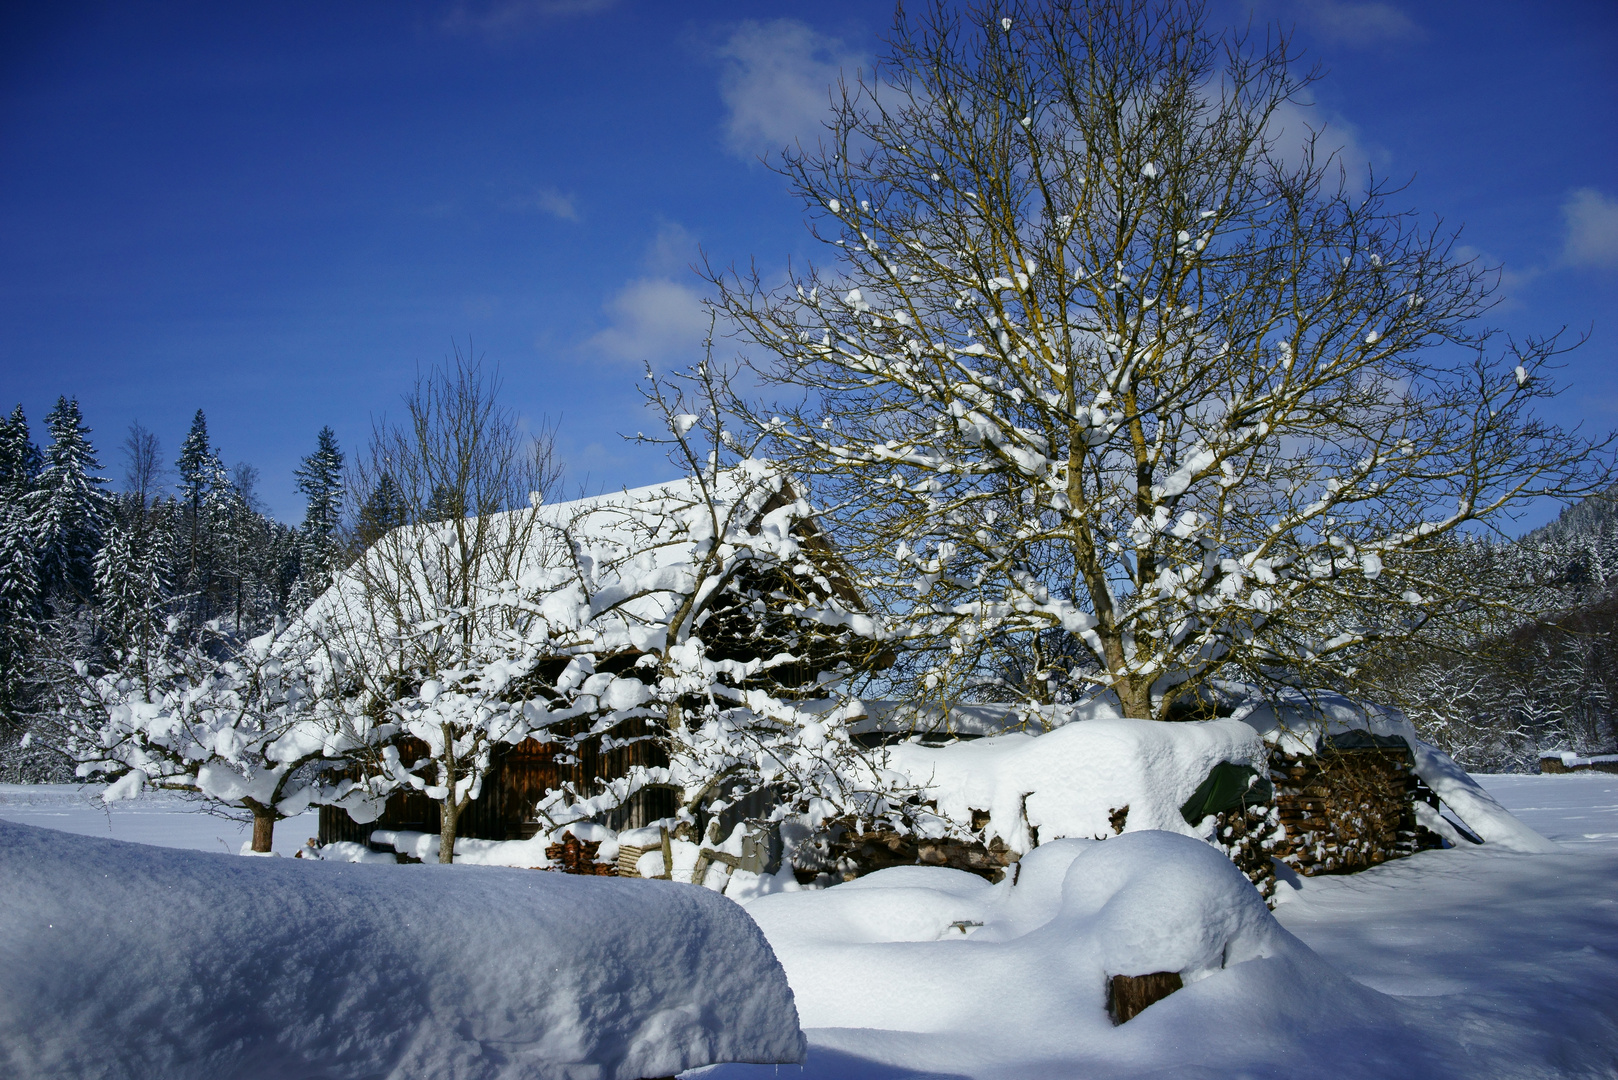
[319,468,879,854]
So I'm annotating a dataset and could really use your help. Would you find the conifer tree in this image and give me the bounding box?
[95,519,168,656]
[0,502,39,720]
[175,409,225,580]
[353,471,409,551]
[29,397,107,608]
[0,405,42,504]
[294,427,344,592]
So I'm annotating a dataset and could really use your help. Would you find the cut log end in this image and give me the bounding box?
[1107,971,1183,1025]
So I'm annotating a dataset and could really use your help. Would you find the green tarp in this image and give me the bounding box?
[1179,762,1273,825]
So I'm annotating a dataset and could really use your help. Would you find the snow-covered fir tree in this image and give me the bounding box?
[353,470,408,551]
[294,426,344,593]
[174,409,226,582]
[0,405,43,504]
[93,518,170,656]
[28,397,107,610]
[0,502,40,721]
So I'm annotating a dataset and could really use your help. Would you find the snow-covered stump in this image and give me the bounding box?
[1107,971,1183,1025]
[0,820,806,1080]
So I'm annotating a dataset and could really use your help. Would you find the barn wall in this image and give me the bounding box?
[317,722,676,849]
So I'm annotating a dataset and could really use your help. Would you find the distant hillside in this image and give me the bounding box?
[1521,483,1618,596]
[1363,485,1618,772]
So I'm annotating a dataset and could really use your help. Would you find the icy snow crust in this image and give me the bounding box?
[886,716,1266,851]
[0,820,805,1080]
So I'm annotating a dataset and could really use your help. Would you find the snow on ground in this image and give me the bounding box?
[0,783,317,855]
[697,773,1618,1080]
[0,818,804,1080]
[3,775,1615,1079]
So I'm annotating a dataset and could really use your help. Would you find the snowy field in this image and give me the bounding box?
[3,774,1616,1079]
[0,783,318,856]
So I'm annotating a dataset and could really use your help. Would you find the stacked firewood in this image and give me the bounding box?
[544,836,616,876]
[1209,801,1284,901]
[1268,747,1426,876]
[807,816,1016,884]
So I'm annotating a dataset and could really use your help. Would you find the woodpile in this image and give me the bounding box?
[1208,801,1283,900]
[789,740,1442,896]
[616,844,650,878]
[1268,744,1433,876]
[1540,753,1618,775]
[544,836,616,876]
[805,818,1015,884]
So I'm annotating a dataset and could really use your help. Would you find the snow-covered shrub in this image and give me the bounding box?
[60,618,386,852]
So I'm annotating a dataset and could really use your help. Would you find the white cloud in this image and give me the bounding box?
[1561,188,1618,269]
[716,20,866,159]
[643,221,697,276]
[443,0,616,38]
[1263,96,1382,181]
[583,223,709,367]
[1264,0,1423,48]
[584,278,710,367]
[503,185,579,221]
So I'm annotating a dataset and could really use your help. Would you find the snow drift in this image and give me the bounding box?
[743,830,1399,1050]
[0,820,805,1080]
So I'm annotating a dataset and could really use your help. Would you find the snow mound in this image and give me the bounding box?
[1235,685,1419,753]
[0,820,805,1080]
[744,829,1388,1042]
[737,835,1391,1049]
[885,716,1265,851]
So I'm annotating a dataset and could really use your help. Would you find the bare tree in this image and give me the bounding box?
[324,349,563,862]
[120,422,165,511]
[714,0,1614,719]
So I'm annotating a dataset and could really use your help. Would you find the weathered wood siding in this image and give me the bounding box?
[318,722,675,848]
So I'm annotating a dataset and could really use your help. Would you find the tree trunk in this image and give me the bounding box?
[439,799,459,864]
[249,805,275,853]
[438,736,459,863]
[1116,675,1154,720]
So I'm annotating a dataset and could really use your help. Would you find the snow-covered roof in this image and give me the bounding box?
[298,462,858,668]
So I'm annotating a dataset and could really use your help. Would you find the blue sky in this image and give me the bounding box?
[2,0,1614,525]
